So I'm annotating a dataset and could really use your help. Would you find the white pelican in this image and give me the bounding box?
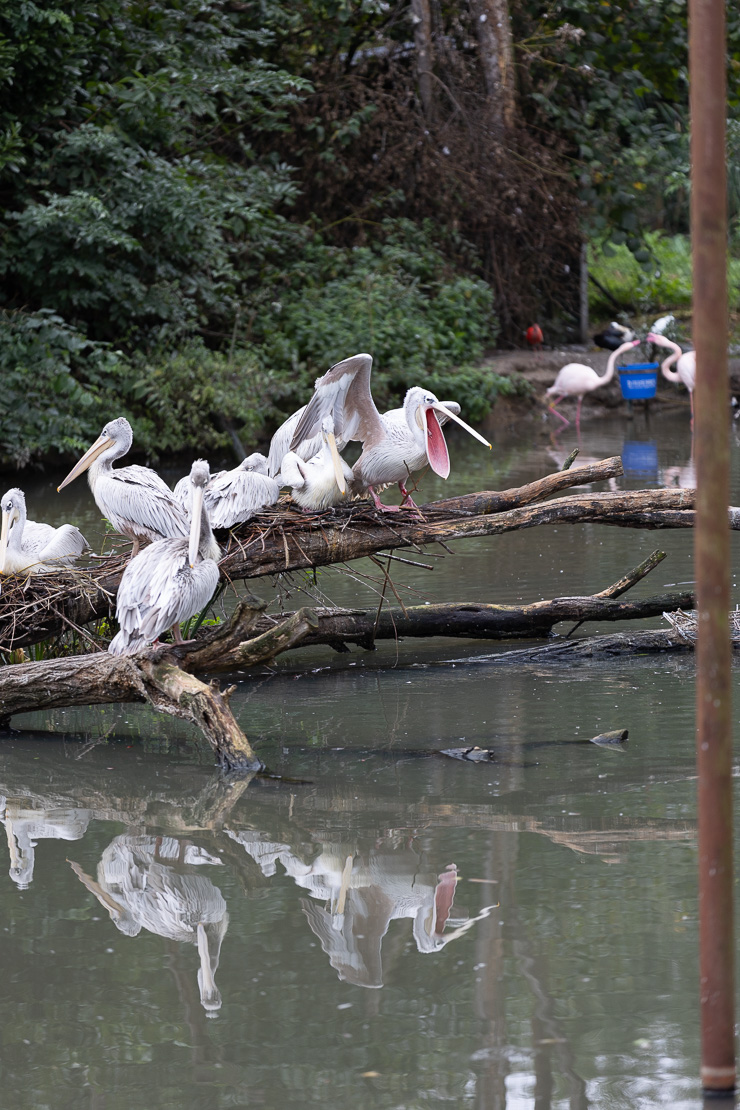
[174,452,279,528]
[546,338,640,433]
[0,488,89,575]
[288,354,492,510]
[647,332,696,420]
[280,415,354,511]
[58,417,191,556]
[108,459,221,655]
[70,834,228,1013]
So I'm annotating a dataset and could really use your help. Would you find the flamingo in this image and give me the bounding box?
[647,332,696,422]
[546,338,641,433]
[288,354,492,511]
[108,459,220,655]
[58,417,195,558]
[0,488,89,575]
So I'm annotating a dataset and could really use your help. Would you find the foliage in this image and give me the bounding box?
[588,233,740,315]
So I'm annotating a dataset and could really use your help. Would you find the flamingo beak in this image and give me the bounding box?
[327,430,347,494]
[57,433,115,491]
[431,403,493,449]
[189,484,205,567]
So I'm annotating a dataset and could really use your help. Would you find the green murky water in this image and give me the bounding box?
[1,410,739,1109]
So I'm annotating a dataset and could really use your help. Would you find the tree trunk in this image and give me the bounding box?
[471,0,516,133]
[410,0,435,120]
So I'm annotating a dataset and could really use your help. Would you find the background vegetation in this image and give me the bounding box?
[1,0,738,468]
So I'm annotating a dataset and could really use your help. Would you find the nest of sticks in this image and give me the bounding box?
[662,608,740,644]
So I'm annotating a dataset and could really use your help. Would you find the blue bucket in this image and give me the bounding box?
[622,440,659,478]
[618,362,659,400]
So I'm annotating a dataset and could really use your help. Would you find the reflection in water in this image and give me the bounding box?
[0,794,90,888]
[69,834,228,1014]
[227,830,496,987]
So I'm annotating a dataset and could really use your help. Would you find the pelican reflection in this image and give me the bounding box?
[0,795,91,889]
[69,834,228,1014]
[227,830,495,988]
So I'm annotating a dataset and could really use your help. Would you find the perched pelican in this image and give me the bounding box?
[280,416,353,511]
[647,332,696,420]
[289,354,492,511]
[546,338,641,433]
[0,488,89,575]
[58,417,190,556]
[108,459,220,655]
[69,834,228,1013]
[174,452,279,528]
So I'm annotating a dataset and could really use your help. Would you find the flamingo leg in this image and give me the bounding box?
[575,397,583,436]
[548,397,571,427]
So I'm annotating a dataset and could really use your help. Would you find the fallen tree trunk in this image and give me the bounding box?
[0,455,703,653]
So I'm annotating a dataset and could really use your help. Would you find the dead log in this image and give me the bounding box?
[483,629,691,660]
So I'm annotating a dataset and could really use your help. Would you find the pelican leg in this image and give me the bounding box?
[548,397,570,427]
[368,486,401,512]
[398,482,420,511]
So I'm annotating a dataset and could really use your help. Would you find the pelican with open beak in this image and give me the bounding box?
[108,459,220,655]
[284,355,492,511]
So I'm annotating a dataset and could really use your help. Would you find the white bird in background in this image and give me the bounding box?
[0,487,89,575]
[280,415,354,511]
[647,332,696,421]
[174,452,279,529]
[289,353,492,511]
[546,338,641,434]
[108,459,221,656]
[58,417,191,557]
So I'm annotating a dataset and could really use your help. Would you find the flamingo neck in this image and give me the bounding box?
[600,348,622,385]
[659,342,682,381]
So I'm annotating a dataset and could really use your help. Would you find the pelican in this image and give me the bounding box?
[58,417,191,556]
[280,415,354,511]
[174,452,279,529]
[288,354,492,510]
[108,459,221,655]
[0,488,89,575]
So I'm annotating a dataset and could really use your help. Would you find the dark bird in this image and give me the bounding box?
[593,321,636,350]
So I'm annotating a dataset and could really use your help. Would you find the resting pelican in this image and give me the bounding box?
[289,354,492,510]
[280,415,354,511]
[174,452,279,529]
[108,459,220,655]
[0,488,89,574]
[58,417,190,556]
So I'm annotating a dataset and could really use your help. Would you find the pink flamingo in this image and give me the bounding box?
[546,338,640,434]
[647,332,696,422]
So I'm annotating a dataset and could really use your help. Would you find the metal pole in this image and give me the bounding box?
[689,0,736,1093]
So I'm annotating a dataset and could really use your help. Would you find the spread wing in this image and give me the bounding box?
[290,353,383,450]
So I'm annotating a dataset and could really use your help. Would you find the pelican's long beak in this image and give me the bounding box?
[189,484,205,567]
[431,403,493,450]
[57,433,114,491]
[0,510,11,573]
[327,430,347,495]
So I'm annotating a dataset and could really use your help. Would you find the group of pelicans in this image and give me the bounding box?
[0,353,492,655]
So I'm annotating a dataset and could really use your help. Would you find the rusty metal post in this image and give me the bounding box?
[689,0,736,1093]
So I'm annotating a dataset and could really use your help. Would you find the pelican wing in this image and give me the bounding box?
[205,471,280,529]
[111,539,219,653]
[98,465,190,541]
[290,354,383,450]
[278,452,308,491]
[37,524,89,565]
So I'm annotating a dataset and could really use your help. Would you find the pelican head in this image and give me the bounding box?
[188,459,211,566]
[240,452,270,475]
[406,388,493,480]
[0,488,25,572]
[58,417,134,492]
[320,415,347,495]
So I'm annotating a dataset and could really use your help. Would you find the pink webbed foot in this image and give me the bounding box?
[368,486,401,512]
[398,482,420,511]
